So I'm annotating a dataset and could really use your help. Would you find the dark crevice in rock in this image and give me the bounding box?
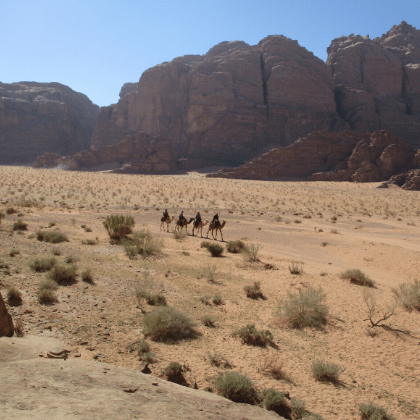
[401,66,412,116]
[260,52,269,118]
[334,87,346,120]
[360,53,366,85]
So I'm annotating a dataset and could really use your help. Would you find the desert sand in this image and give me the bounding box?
[0,165,419,420]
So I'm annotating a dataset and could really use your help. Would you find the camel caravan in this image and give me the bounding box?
[160,209,226,240]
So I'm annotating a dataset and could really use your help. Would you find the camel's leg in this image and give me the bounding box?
[220,229,224,241]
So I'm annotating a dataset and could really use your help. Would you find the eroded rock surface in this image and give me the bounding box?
[33,132,176,174]
[0,82,99,164]
[0,292,14,337]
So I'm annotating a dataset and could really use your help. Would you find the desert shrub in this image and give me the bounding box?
[36,230,69,243]
[163,362,186,385]
[289,261,304,275]
[233,324,273,347]
[203,265,217,283]
[201,315,216,327]
[359,403,396,420]
[261,388,291,418]
[275,215,282,222]
[212,295,223,305]
[14,318,24,337]
[244,281,263,299]
[291,399,307,419]
[137,289,167,306]
[173,229,187,240]
[47,264,77,285]
[392,279,420,311]
[7,286,22,306]
[52,248,62,256]
[200,295,211,305]
[103,214,135,239]
[30,257,56,272]
[84,227,92,232]
[13,220,27,231]
[132,339,155,362]
[207,243,224,257]
[311,360,345,384]
[6,207,16,214]
[242,243,262,262]
[81,269,94,284]
[330,228,338,234]
[82,239,97,245]
[38,279,58,304]
[48,222,56,227]
[341,269,375,288]
[226,240,245,254]
[214,372,257,404]
[143,307,198,342]
[208,352,232,368]
[9,249,20,257]
[258,353,290,381]
[65,255,78,264]
[0,210,5,219]
[124,230,163,257]
[200,241,210,249]
[279,287,328,329]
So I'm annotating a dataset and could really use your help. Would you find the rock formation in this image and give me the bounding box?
[33,132,176,174]
[90,36,342,168]
[329,21,420,149]
[0,82,99,164]
[0,291,14,337]
[208,130,420,190]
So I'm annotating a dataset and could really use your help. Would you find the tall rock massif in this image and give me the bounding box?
[0,82,99,164]
[91,37,341,168]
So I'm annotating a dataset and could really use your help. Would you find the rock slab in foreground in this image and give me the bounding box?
[0,292,14,337]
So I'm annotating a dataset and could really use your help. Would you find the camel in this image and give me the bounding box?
[207,220,227,241]
[175,217,194,234]
[192,220,209,237]
[160,215,174,232]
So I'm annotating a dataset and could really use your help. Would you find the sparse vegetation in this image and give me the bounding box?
[36,230,69,243]
[212,295,223,305]
[13,220,27,231]
[392,279,420,311]
[30,257,56,272]
[359,402,396,420]
[258,352,290,381]
[214,371,258,404]
[242,243,262,262]
[47,264,77,285]
[311,360,345,384]
[226,240,245,253]
[208,352,232,368]
[136,284,167,306]
[7,286,22,306]
[233,324,273,347]
[163,362,187,385]
[37,279,59,304]
[261,388,291,418]
[289,261,304,275]
[279,286,328,329]
[173,229,187,240]
[201,315,216,327]
[363,290,398,328]
[81,269,94,284]
[103,214,135,240]
[207,243,224,257]
[341,269,375,287]
[124,230,163,257]
[9,248,20,257]
[143,307,198,342]
[244,281,263,299]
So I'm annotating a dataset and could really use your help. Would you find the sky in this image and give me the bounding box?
[1,0,419,107]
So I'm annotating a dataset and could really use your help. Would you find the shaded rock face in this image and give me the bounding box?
[33,132,176,174]
[329,21,420,149]
[386,169,420,190]
[208,130,418,189]
[91,37,341,167]
[0,292,14,337]
[0,82,99,164]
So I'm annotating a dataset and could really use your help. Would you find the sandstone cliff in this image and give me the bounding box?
[207,130,419,190]
[33,132,176,174]
[0,82,99,164]
[329,21,420,149]
[91,37,342,168]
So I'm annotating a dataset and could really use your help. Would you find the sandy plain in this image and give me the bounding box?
[0,165,419,420]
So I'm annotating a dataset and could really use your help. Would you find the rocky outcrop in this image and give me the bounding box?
[91,37,342,167]
[0,291,14,337]
[0,82,99,164]
[33,132,176,174]
[208,130,418,188]
[385,169,420,190]
[329,21,420,149]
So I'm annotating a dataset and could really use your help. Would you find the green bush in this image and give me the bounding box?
[207,243,224,257]
[393,279,420,311]
[13,220,27,231]
[244,282,263,299]
[7,287,23,306]
[214,372,257,404]
[279,287,328,329]
[163,362,187,385]
[47,264,77,285]
[37,279,58,304]
[242,243,262,262]
[143,307,198,342]
[233,324,273,347]
[261,388,291,418]
[36,230,69,243]
[340,269,375,287]
[136,288,167,306]
[103,214,134,239]
[291,399,307,419]
[127,230,163,257]
[30,257,56,272]
[311,360,345,384]
[226,240,245,254]
[359,403,396,420]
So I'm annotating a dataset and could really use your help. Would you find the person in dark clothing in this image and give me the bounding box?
[163,209,169,220]
[179,210,185,221]
[194,211,201,228]
[212,213,219,227]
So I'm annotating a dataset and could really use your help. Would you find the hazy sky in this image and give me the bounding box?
[1,0,418,107]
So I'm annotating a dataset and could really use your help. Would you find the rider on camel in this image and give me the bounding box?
[179,210,185,222]
[194,211,201,228]
[212,212,220,227]
[163,209,169,220]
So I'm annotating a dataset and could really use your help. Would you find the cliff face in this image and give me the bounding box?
[33,132,176,174]
[207,130,419,190]
[0,82,99,164]
[90,37,341,167]
[329,21,420,148]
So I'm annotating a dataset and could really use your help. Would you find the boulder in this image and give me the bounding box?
[0,82,99,164]
[0,291,14,337]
